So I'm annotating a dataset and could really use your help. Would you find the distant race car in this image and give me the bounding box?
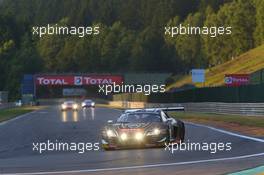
[101,107,185,150]
[81,99,95,108]
[61,101,79,111]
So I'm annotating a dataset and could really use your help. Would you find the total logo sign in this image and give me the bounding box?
[36,76,69,85]
[224,74,249,86]
[36,75,123,86]
[74,76,83,85]
[224,77,233,84]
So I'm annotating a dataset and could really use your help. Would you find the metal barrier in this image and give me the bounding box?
[0,103,15,110]
[184,102,264,116]
[109,101,264,116]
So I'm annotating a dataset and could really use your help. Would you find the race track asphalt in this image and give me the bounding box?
[0,105,263,175]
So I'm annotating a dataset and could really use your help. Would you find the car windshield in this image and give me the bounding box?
[84,100,92,103]
[117,113,161,123]
[65,101,74,105]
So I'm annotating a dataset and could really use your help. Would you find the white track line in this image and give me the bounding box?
[2,152,264,175]
[187,122,264,143]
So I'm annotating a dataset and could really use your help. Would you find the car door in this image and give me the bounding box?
[161,111,175,140]
[163,112,177,140]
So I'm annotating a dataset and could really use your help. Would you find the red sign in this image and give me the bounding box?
[35,75,123,86]
[224,74,250,86]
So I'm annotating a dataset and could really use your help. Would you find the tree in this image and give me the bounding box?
[203,0,256,65]
[254,0,264,46]
[165,13,207,69]
[5,34,42,99]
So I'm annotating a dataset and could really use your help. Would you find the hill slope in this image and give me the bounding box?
[168,44,264,89]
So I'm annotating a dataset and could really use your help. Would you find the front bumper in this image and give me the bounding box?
[101,135,167,149]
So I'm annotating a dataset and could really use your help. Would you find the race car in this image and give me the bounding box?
[61,101,79,111]
[101,108,185,150]
[81,99,95,108]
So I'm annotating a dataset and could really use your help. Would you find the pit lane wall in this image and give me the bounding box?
[109,101,264,116]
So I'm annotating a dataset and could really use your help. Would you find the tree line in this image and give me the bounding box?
[0,0,263,98]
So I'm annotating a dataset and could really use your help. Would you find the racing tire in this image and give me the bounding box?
[175,121,185,142]
[180,122,185,142]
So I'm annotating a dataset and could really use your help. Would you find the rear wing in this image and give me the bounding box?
[157,106,185,112]
[124,106,185,113]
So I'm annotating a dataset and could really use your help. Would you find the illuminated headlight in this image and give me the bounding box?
[135,132,144,141]
[91,102,95,106]
[120,133,128,140]
[73,104,78,109]
[147,128,161,136]
[106,130,116,137]
[61,104,66,109]
[153,128,160,135]
[81,102,85,107]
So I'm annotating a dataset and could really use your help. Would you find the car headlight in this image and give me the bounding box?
[135,132,144,141]
[91,102,95,106]
[120,133,128,140]
[153,128,160,135]
[82,102,85,106]
[61,104,66,109]
[73,104,78,109]
[146,128,161,136]
[106,130,117,137]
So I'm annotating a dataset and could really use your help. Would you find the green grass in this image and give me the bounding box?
[167,44,264,89]
[0,107,36,122]
[169,112,264,128]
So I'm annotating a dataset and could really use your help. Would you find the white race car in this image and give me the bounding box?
[61,101,79,111]
[81,99,95,108]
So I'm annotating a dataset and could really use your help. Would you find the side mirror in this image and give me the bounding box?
[107,120,113,124]
[166,118,173,122]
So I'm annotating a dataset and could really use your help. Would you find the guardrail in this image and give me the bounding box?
[183,102,264,116]
[0,103,15,110]
[109,101,264,116]
[38,98,109,105]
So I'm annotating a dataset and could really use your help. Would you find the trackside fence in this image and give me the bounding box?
[183,102,264,116]
[109,101,264,116]
[0,103,15,110]
[113,84,264,103]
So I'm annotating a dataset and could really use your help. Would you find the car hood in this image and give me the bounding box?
[111,122,163,130]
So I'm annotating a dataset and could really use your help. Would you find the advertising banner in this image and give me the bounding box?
[35,75,123,86]
[224,74,250,86]
[63,88,87,96]
[22,74,34,95]
[191,69,205,83]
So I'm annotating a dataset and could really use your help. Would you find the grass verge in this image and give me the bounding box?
[0,106,43,123]
[170,112,264,136]
[167,44,264,89]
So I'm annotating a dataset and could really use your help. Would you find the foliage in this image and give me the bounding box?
[167,44,264,89]
[0,0,263,98]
